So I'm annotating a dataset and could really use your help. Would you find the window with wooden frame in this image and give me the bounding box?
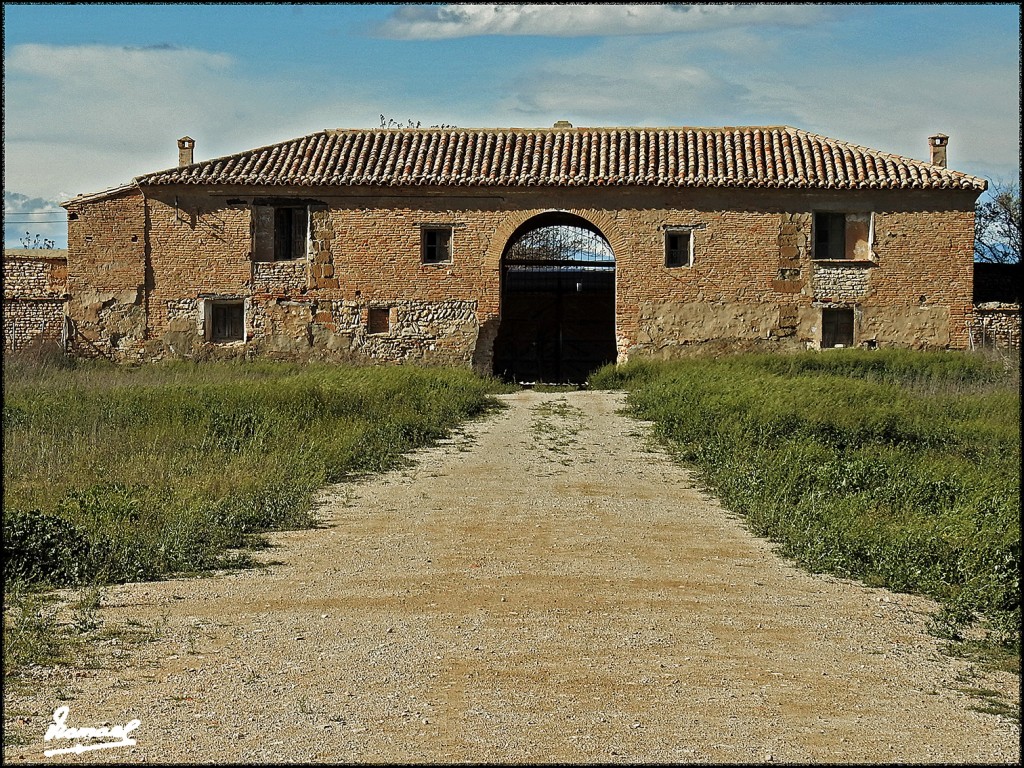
[206,300,245,343]
[421,226,453,264]
[665,229,693,268]
[813,212,872,260]
[252,205,309,262]
[821,307,855,348]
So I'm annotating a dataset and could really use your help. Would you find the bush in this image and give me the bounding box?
[3,509,92,585]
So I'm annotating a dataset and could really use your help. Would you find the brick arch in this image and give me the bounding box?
[482,208,626,274]
[488,208,621,383]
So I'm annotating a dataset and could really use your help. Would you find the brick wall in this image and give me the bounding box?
[63,183,980,368]
[64,188,147,359]
[2,250,68,352]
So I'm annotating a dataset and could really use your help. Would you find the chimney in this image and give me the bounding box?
[928,133,948,168]
[552,120,573,129]
[177,136,195,167]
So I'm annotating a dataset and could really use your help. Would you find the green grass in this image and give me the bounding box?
[591,349,1020,651]
[3,356,506,589]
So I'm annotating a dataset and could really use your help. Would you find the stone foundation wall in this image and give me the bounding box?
[970,304,1021,349]
[3,250,69,352]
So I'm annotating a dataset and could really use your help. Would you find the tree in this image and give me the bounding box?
[974,179,1021,264]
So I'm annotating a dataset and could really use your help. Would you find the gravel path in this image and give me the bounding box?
[4,390,1019,763]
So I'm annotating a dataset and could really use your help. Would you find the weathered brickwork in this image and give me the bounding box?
[53,126,986,372]
[2,250,68,351]
[55,183,982,368]
[62,188,147,358]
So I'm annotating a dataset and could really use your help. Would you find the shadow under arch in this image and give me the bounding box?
[493,210,617,384]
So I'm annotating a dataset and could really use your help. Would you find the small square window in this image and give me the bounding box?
[209,302,244,342]
[422,227,452,264]
[367,307,390,335]
[821,307,854,348]
[665,230,692,268]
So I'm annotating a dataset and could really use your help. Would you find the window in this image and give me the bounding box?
[252,205,309,262]
[208,301,244,342]
[274,208,308,260]
[821,307,854,348]
[367,307,390,335]
[665,230,693,268]
[813,212,871,260]
[422,227,452,264]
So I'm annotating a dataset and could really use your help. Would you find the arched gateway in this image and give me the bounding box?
[493,212,616,384]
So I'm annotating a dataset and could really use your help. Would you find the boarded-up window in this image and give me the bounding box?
[665,230,692,267]
[821,307,854,348]
[367,307,390,334]
[814,212,871,260]
[211,302,244,342]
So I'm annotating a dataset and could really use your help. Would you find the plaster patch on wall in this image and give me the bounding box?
[633,300,781,355]
[860,305,951,348]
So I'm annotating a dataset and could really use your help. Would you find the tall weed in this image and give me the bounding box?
[593,349,1020,650]
[3,360,503,589]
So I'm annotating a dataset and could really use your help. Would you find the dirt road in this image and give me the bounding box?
[4,390,1019,763]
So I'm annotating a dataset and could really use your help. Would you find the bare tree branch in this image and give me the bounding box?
[975,179,1021,264]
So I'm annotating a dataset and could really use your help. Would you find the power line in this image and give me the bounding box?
[5,219,68,223]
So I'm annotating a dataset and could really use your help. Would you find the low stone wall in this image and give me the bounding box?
[971,303,1021,349]
[2,300,66,352]
[3,250,69,352]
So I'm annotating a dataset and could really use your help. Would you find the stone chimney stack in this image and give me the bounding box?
[928,134,948,168]
[177,136,195,167]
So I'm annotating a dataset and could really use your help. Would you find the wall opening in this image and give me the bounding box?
[367,306,391,335]
[207,301,244,342]
[821,307,855,348]
[493,212,616,384]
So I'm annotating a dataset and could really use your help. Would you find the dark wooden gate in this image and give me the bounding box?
[493,220,616,384]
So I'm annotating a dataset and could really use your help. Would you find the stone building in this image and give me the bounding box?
[51,123,988,381]
[2,249,68,353]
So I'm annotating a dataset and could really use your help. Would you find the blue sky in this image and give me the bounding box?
[3,3,1020,248]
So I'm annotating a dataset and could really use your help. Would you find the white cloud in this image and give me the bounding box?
[375,3,833,39]
[489,33,1020,183]
[2,43,388,202]
[4,192,67,249]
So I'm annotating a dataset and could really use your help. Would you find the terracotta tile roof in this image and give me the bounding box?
[134,126,986,191]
